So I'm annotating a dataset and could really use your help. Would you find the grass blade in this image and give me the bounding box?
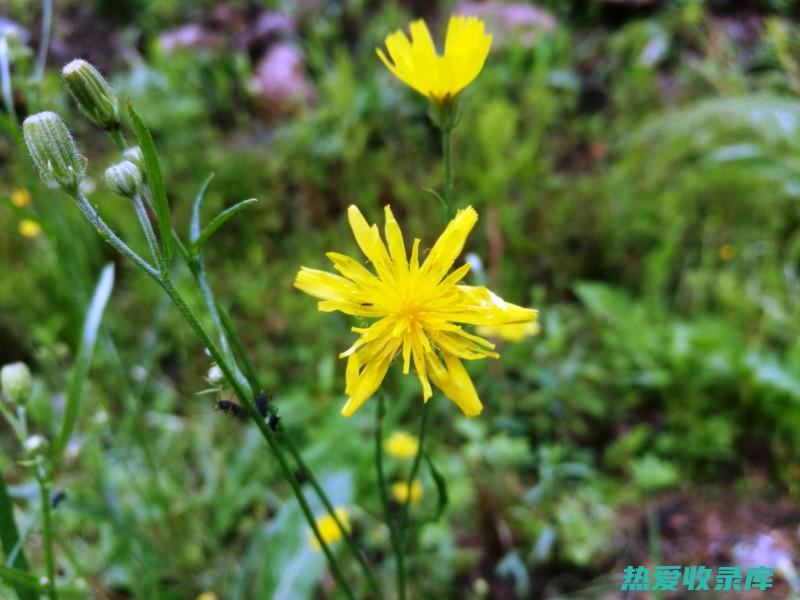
[190,198,258,256]
[190,173,216,245]
[0,563,43,594]
[424,452,448,522]
[127,102,173,264]
[53,264,115,467]
[0,477,37,600]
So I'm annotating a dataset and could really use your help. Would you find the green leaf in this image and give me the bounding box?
[424,452,448,522]
[190,198,258,256]
[127,102,173,264]
[53,264,115,467]
[0,477,37,600]
[0,563,43,594]
[189,173,215,245]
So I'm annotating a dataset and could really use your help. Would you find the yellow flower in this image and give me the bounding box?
[719,244,735,261]
[309,507,350,550]
[294,205,537,417]
[376,15,492,103]
[385,430,419,458]
[195,593,218,600]
[392,480,423,504]
[10,189,32,208]
[477,321,541,343]
[18,219,41,239]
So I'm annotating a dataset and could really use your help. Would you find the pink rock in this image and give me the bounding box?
[253,42,314,117]
[159,24,223,52]
[456,2,557,47]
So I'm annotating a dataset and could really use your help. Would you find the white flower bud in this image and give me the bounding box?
[104,160,142,198]
[24,434,49,458]
[122,146,145,171]
[62,59,120,131]
[1,362,32,404]
[207,364,224,385]
[23,112,86,191]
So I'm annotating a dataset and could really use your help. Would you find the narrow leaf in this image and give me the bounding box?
[127,102,173,264]
[53,264,115,466]
[190,173,216,245]
[0,563,43,593]
[424,452,448,522]
[0,477,36,600]
[190,198,258,256]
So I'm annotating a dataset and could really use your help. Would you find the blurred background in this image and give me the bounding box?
[2,0,800,598]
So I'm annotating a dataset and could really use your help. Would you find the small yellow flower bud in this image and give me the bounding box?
[1,362,32,404]
[23,111,86,192]
[18,219,42,239]
[62,59,120,131]
[104,160,142,198]
[10,189,32,208]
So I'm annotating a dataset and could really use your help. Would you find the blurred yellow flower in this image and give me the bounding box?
[392,480,423,504]
[195,593,218,600]
[309,507,350,550]
[10,189,32,208]
[376,15,492,103]
[385,431,419,459]
[719,244,735,261]
[18,219,41,238]
[295,205,537,417]
[477,320,541,343]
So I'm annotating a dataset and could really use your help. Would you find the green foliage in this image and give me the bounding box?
[2,0,800,597]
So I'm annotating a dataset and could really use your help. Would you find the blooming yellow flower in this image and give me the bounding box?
[195,593,218,600]
[294,205,537,417]
[309,507,350,550]
[477,321,541,343]
[385,430,419,458]
[376,16,492,104]
[10,189,32,208]
[392,479,423,504]
[18,219,41,239]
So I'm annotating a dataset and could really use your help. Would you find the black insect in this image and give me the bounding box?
[255,392,271,418]
[51,490,67,509]
[215,399,247,421]
[267,413,281,431]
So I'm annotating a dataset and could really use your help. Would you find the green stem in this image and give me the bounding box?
[132,194,164,272]
[212,300,381,597]
[37,474,57,600]
[71,192,158,279]
[376,394,405,600]
[108,128,127,152]
[399,401,431,535]
[69,193,356,597]
[441,128,454,219]
[282,434,382,598]
[156,278,356,600]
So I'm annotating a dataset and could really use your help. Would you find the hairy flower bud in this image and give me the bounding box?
[122,146,145,171]
[1,362,32,404]
[104,160,142,198]
[23,112,86,192]
[62,59,120,131]
[23,434,49,459]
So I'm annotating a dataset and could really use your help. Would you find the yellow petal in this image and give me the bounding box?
[420,206,478,284]
[426,352,483,416]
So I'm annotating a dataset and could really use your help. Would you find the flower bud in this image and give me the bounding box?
[23,112,86,191]
[62,59,120,131]
[1,362,32,404]
[122,146,145,171]
[207,364,224,385]
[104,160,142,198]
[23,434,49,459]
